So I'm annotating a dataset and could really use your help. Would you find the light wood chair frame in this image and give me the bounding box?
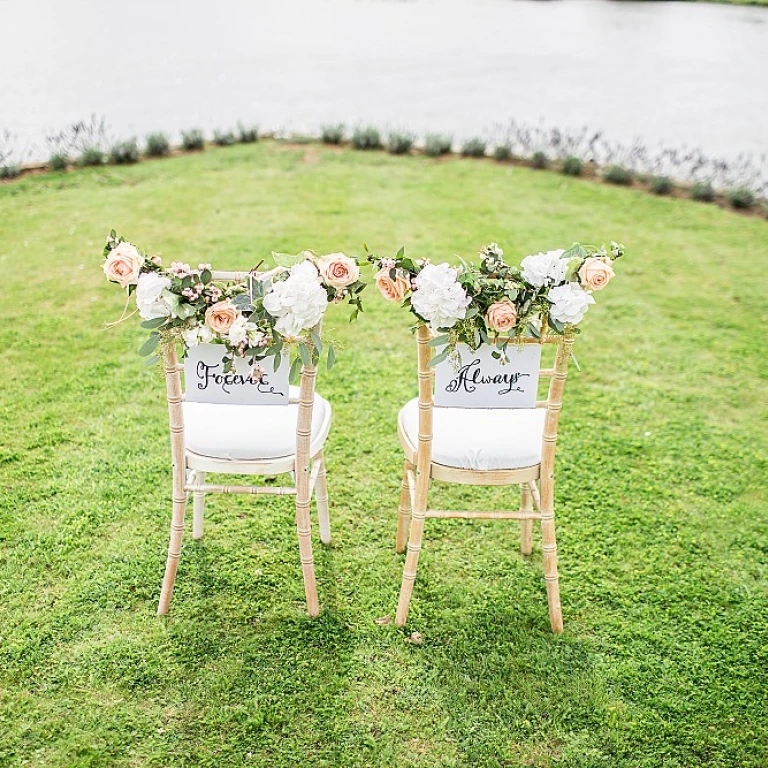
[157,270,330,617]
[395,323,575,632]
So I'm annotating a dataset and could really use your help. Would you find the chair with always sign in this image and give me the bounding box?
[157,270,332,617]
[394,322,575,632]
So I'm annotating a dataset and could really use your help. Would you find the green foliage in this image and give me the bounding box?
[492,144,512,161]
[0,164,21,179]
[1,141,768,767]
[530,150,548,169]
[727,186,755,209]
[213,130,236,147]
[144,132,170,157]
[48,153,68,171]
[320,123,345,144]
[386,131,414,155]
[237,124,259,143]
[351,126,382,151]
[108,139,140,165]
[77,146,105,166]
[691,181,715,202]
[650,175,673,195]
[424,134,452,157]
[603,164,634,185]
[461,138,487,158]
[181,129,205,151]
[561,156,583,176]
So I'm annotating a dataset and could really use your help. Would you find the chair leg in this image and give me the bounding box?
[539,476,563,633]
[395,466,428,626]
[296,473,320,617]
[314,452,331,545]
[520,483,533,555]
[395,460,412,554]
[158,469,188,615]
[192,470,205,540]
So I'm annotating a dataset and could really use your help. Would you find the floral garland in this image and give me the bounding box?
[367,240,624,366]
[102,230,366,379]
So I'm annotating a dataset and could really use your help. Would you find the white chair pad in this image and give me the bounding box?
[399,399,546,471]
[184,386,331,462]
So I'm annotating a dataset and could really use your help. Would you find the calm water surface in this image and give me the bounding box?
[1,0,767,161]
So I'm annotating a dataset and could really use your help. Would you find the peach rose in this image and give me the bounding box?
[578,257,615,291]
[374,268,410,303]
[103,242,142,288]
[317,252,360,289]
[205,300,238,333]
[485,299,518,333]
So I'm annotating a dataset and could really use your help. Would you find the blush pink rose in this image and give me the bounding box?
[578,257,615,291]
[374,268,410,302]
[485,299,518,333]
[103,242,142,288]
[205,300,238,333]
[317,252,360,289]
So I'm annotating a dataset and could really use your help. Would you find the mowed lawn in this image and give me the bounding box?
[1,142,766,768]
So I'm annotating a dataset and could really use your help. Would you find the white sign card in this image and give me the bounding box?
[184,344,289,405]
[434,343,542,409]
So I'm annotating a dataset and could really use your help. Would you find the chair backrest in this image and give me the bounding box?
[161,268,322,469]
[415,322,575,468]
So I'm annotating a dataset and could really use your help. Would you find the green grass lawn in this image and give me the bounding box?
[1,141,767,767]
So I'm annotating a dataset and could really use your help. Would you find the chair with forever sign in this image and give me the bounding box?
[394,322,575,632]
[158,269,332,617]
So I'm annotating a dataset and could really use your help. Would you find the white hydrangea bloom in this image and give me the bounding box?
[135,272,172,320]
[548,283,595,325]
[263,259,328,337]
[520,249,568,288]
[410,263,471,331]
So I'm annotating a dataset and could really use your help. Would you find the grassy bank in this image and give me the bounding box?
[1,142,767,767]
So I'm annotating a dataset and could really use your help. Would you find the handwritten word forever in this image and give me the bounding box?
[195,361,284,396]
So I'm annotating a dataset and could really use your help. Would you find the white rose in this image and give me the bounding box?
[181,324,213,348]
[228,314,259,345]
[135,272,172,320]
[410,263,471,331]
[520,249,568,288]
[263,259,328,337]
[548,283,595,325]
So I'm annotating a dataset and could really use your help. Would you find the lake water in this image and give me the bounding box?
[1,0,767,163]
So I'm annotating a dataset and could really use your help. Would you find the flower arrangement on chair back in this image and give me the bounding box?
[101,231,366,617]
[367,240,624,631]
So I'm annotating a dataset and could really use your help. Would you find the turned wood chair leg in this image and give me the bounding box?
[520,483,533,555]
[314,452,331,545]
[295,469,320,617]
[539,475,563,633]
[158,467,188,615]
[395,460,412,554]
[192,470,205,540]
[395,468,428,626]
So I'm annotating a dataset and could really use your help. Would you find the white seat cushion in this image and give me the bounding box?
[399,398,546,471]
[184,386,331,462]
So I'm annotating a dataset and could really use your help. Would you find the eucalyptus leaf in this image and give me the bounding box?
[299,343,311,367]
[289,355,303,384]
[138,333,160,357]
[141,317,166,329]
[327,344,336,371]
[427,348,450,368]
[309,331,323,355]
[428,335,450,348]
[271,251,304,269]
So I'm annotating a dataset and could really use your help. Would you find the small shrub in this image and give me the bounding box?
[727,186,755,210]
[461,138,487,158]
[424,134,452,157]
[603,165,633,185]
[145,132,170,157]
[690,181,715,202]
[48,153,69,171]
[492,144,512,161]
[530,151,548,169]
[109,139,140,165]
[237,124,259,143]
[77,147,105,166]
[0,164,20,179]
[387,131,414,155]
[321,124,345,145]
[181,129,205,151]
[351,126,382,151]
[213,130,236,147]
[650,175,673,195]
[561,156,583,176]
